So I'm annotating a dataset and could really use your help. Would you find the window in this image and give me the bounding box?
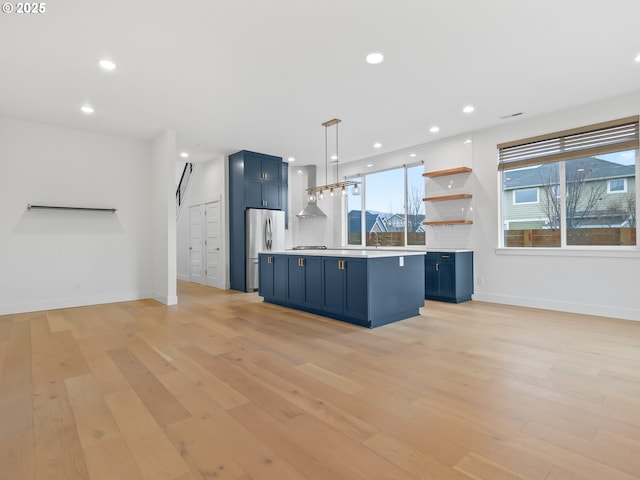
[499,116,638,247]
[406,165,426,245]
[346,164,424,246]
[513,187,539,204]
[346,177,362,245]
[608,178,627,193]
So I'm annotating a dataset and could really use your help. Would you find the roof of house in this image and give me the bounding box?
[348,210,387,233]
[503,157,634,190]
[348,211,425,233]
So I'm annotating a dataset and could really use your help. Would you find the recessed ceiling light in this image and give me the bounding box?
[81,105,94,114]
[464,139,472,144]
[331,154,338,160]
[99,59,116,71]
[366,52,384,65]
[430,126,440,133]
[287,156,295,162]
[366,164,374,168]
[373,142,382,149]
[409,153,417,157]
[635,54,640,62]
[462,105,475,114]
[180,152,189,158]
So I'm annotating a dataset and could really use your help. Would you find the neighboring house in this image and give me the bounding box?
[348,210,388,234]
[503,157,636,230]
[348,210,425,234]
[383,213,425,233]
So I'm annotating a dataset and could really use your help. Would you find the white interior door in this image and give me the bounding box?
[204,200,222,288]
[189,204,204,284]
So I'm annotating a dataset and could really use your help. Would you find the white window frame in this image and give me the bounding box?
[345,162,424,247]
[607,177,627,193]
[512,187,539,205]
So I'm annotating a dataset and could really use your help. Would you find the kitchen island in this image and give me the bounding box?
[258,250,425,328]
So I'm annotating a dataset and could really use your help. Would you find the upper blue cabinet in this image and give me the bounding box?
[241,152,282,209]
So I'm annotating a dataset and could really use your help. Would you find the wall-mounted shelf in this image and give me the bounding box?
[423,220,473,225]
[423,193,473,202]
[423,166,472,178]
[423,166,473,226]
[27,204,117,213]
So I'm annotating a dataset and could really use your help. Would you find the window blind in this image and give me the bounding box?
[498,116,639,171]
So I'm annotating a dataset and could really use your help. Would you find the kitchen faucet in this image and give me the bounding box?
[371,231,380,248]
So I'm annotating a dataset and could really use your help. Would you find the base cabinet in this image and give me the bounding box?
[287,256,323,310]
[259,253,424,328]
[259,255,288,302]
[322,257,368,325]
[425,251,473,303]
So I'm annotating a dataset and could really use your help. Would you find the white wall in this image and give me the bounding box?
[0,116,154,314]
[150,130,178,305]
[288,165,342,248]
[176,156,227,287]
[472,91,640,321]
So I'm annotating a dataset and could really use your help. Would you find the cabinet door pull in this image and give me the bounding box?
[441,255,450,259]
[435,263,439,271]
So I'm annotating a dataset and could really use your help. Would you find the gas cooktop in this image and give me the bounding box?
[292,245,328,250]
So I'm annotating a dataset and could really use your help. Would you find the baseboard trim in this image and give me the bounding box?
[153,292,178,306]
[0,291,153,316]
[472,292,640,322]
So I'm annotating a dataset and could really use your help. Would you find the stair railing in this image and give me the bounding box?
[176,162,194,216]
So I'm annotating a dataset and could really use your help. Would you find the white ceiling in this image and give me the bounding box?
[2,0,640,166]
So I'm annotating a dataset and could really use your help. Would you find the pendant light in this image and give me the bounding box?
[306,118,360,200]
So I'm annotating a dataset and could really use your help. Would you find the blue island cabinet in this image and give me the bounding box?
[259,254,288,302]
[322,257,368,326]
[259,253,425,328]
[287,255,323,310]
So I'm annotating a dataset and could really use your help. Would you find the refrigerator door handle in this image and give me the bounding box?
[265,217,273,250]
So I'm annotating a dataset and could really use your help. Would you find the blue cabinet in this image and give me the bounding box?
[260,253,424,328]
[229,150,287,291]
[322,257,367,324]
[425,251,473,303]
[259,254,288,301]
[244,154,282,209]
[288,256,323,309]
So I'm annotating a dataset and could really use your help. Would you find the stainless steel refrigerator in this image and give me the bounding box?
[246,208,285,291]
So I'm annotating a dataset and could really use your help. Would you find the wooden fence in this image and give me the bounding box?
[347,232,425,246]
[506,228,636,247]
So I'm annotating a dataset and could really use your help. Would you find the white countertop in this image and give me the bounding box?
[338,246,473,253]
[264,249,427,258]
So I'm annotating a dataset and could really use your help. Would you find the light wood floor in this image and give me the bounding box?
[1,281,640,480]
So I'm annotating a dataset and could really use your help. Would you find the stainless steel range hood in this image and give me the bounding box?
[297,166,326,218]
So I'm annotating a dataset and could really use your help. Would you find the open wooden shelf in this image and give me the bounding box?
[423,220,473,225]
[423,193,473,202]
[423,166,472,178]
